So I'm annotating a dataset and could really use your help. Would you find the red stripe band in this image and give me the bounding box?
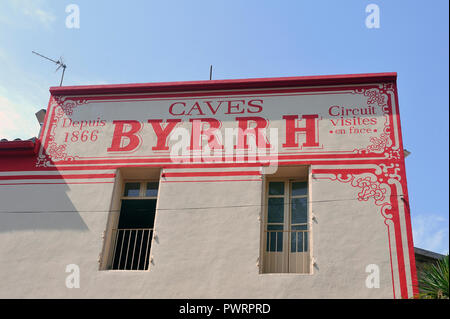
[0,173,116,181]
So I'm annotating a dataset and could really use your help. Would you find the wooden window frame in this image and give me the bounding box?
[261,177,312,274]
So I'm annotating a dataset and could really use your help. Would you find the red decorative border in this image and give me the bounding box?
[312,164,417,299]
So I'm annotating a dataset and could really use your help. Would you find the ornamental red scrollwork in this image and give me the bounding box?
[36,97,88,167]
[315,169,396,222]
[352,85,400,159]
[314,162,403,223]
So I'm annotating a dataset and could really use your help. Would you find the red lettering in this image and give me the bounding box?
[107,120,142,152]
[62,118,72,127]
[186,102,205,116]
[247,99,263,113]
[283,115,319,148]
[204,101,224,115]
[225,100,245,115]
[328,105,340,116]
[148,119,181,151]
[169,102,186,116]
[235,117,271,149]
[189,118,223,150]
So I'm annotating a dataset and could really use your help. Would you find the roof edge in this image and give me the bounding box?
[414,247,447,260]
[50,72,397,96]
[0,139,39,155]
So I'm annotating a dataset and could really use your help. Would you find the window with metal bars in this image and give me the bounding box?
[263,179,311,274]
[109,181,159,270]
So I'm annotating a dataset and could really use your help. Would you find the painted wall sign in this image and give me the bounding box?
[37,84,396,168]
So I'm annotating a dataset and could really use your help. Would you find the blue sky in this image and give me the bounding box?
[0,0,448,254]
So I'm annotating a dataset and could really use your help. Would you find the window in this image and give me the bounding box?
[262,179,310,273]
[108,181,159,270]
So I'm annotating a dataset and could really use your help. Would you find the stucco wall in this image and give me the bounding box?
[0,167,393,298]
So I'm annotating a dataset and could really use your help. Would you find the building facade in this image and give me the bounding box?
[0,73,418,298]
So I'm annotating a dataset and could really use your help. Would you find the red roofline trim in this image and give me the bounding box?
[50,72,397,96]
[0,139,40,155]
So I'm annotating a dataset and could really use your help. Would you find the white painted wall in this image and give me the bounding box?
[0,167,393,298]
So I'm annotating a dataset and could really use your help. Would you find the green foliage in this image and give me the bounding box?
[417,255,449,299]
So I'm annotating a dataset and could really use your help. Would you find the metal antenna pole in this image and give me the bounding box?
[60,66,66,86]
[209,65,213,80]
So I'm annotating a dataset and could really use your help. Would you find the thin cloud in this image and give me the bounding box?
[1,0,56,29]
[29,8,56,27]
[0,96,40,140]
[412,213,449,255]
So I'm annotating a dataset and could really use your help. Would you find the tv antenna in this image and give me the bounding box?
[32,51,67,86]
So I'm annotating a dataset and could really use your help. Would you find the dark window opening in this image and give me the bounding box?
[109,181,159,271]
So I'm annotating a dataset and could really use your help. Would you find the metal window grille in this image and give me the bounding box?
[110,228,153,270]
